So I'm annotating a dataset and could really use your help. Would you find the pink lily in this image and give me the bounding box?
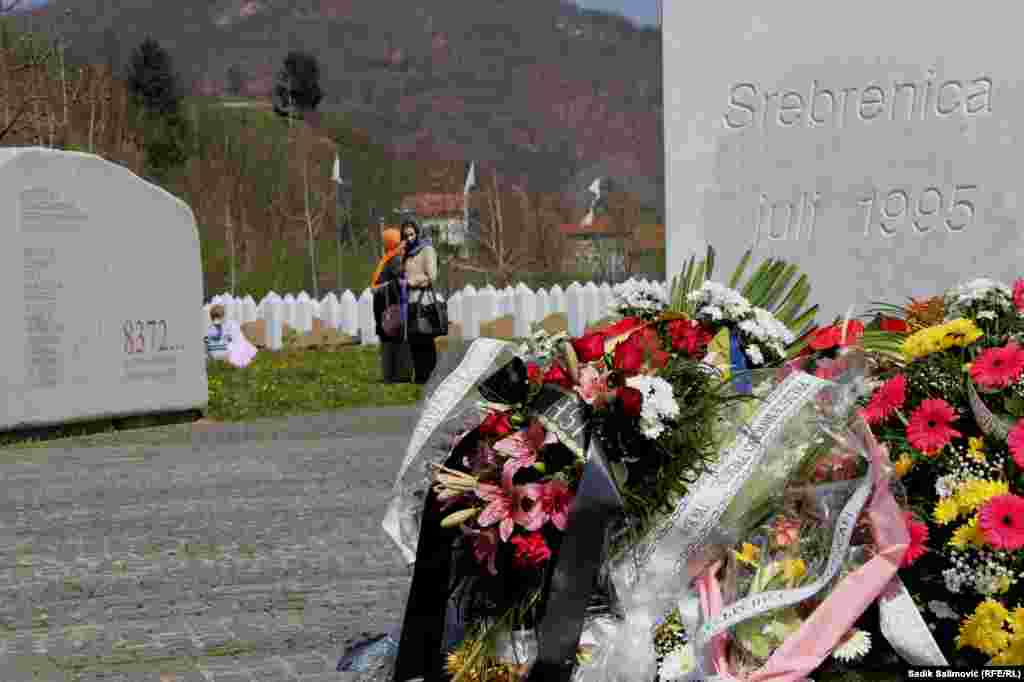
[539,479,574,531]
[494,420,558,486]
[477,476,546,541]
[461,525,499,575]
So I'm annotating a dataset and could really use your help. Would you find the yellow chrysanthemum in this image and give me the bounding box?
[933,497,961,526]
[903,327,944,359]
[991,635,1024,665]
[957,599,1011,656]
[949,516,986,549]
[783,558,807,583]
[996,575,1015,595]
[967,437,987,463]
[893,454,914,479]
[976,600,1010,627]
[734,543,761,566]
[955,479,1010,512]
[1010,608,1024,635]
[940,318,983,349]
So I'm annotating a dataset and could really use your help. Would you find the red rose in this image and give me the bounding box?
[613,335,646,373]
[542,363,574,389]
[510,532,552,567]
[1013,278,1024,312]
[527,362,542,385]
[808,321,864,351]
[598,316,646,338]
[618,386,643,417]
[479,411,514,437]
[667,319,713,357]
[572,332,607,363]
[807,326,839,351]
[636,328,669,369]
[878,317,910,333]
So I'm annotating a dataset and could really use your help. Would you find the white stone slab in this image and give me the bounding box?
[0,147,207,430]
[663,2,1020,321]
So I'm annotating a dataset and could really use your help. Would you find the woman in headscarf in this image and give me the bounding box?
[399,219,439,384]
[371,226,412,383]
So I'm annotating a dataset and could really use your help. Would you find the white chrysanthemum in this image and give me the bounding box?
[945,278,1014,318]
[832,630,871,662]
[746,344,764,366]
[927,600,959,620]
[976,310,997,320]
[935,475,957,498]
[943,568,965,594]
[752,307,795,345]
[658,643,696,681]
[611,280,668,314]
[626,375,680,440]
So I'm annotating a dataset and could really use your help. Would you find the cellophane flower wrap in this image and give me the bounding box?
[575,349,913,682]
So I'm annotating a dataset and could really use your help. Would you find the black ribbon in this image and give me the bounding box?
[391,447,463,682]
[526,436,623,682]
[391,358,625,682]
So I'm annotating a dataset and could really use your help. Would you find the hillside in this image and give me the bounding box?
[14,0,664,211]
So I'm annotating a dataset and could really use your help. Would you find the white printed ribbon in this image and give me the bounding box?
[382,338,511,564]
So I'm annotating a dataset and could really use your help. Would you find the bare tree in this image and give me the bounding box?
[449,167,545,288]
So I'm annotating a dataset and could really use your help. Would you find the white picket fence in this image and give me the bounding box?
[203,279,669,350]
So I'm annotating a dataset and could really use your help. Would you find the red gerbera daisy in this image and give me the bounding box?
[970,342,1024,390]
[1009,420,1024,469]
[906,399,960,456]
[978,494,1024,551]
[901,511,929,568]
[860,374,907,425]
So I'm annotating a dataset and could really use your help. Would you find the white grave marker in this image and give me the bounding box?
[0,148,206,430]
[663,2,1017,321]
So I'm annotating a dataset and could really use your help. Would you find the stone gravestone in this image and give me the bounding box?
[663,2,1018,322]
[0,148,207,431]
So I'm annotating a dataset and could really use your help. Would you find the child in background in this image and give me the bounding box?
[204,304,232,360]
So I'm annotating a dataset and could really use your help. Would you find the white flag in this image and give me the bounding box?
[331,154,342,184]
[464,161,478,195]
[581,177,604,226]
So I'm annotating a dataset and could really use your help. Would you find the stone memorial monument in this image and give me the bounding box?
[0,147,207,432]
[663,1,1018,321]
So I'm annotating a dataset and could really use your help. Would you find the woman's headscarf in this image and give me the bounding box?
[401,219,432,260]
[371,227,404,287]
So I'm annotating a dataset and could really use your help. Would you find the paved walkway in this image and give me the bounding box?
[0,407,420,681]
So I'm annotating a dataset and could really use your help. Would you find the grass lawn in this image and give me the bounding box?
[205,344,423,421]
[0,344,425,448]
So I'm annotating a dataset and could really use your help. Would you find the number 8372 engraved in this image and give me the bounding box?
[857,183,978,237]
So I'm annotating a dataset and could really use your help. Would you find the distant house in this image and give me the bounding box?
[560,220,665,279]
[399,192,469,253]
[559,217,627,278]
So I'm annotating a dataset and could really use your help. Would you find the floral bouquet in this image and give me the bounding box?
[851,276,1024,667]
[576,346,916,682]
[371,249,824,682]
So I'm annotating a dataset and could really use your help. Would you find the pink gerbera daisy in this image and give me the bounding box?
[978,494,1024,551]
[860,374,907,425]
[1013,278,1024,312]
[970,342,1024,390]
[901,512,929,568]
[906,399,961,456]
[1009,420,1024,468]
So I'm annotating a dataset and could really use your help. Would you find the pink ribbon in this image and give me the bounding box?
[696,421,909,682]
